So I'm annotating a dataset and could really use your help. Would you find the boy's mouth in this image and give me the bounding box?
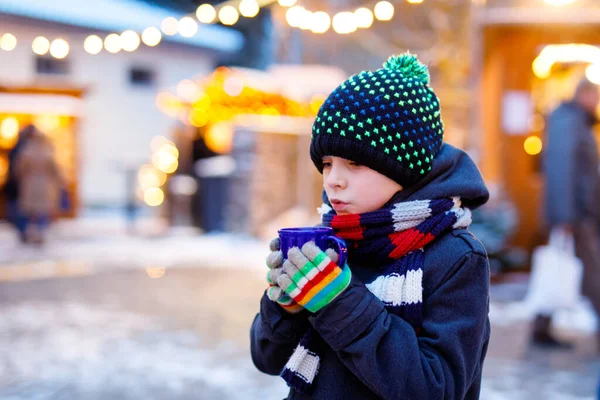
[330,199,349,212]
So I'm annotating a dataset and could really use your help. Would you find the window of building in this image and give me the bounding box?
[129,67,155,87]
[35,56,70,75]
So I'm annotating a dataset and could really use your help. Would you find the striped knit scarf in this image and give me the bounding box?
[281,197,472,394]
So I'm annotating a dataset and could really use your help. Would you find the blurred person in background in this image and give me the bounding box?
[536,78,600,349]
[2,124,35,242]
[14,127,64,245]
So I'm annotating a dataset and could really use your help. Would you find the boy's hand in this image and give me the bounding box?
[276,242,351,313]
[265,238,304,314]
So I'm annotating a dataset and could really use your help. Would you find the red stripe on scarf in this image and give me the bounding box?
[293,260,337,303]
[388,229,436,259]
[331,214,364,240]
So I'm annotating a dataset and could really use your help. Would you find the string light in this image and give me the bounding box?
[196,4,217,23]
[32,36,50,55]
[332,12,357,34]
[239,0,260,18]
[84,35,103,55]
[50,38,69,59]
[161,16,179,36]
[286,6,305,28]
[178,17,198,37]
[0,33,17,51]
[311,11,331,34]
[2,0,412,57]
[219,5,240,26]
[142,27,162,47]
[374,1,394,21]
[120,30,140,52]
[299,9,313,30]
[285,0,400,34]
[104,33,122,54]
[354,8,374,29]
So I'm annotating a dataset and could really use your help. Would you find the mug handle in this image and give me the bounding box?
[324,235,348,266]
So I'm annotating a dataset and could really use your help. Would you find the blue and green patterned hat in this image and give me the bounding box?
[310,53,444,187]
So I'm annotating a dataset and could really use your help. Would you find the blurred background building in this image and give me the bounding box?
[1,0,600,270]
[3,1,600,399]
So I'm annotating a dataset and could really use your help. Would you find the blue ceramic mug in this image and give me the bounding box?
[278,227,348,266]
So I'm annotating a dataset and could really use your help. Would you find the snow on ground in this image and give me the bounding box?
[0,302,288,400]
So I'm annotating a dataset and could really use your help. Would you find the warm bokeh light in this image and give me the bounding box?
[177,79,200,102]
[150,135,174,152]
[332,12,357,34]
[178,17,198,37]
[239,0,260,18]
[104,33,122,53]
[286,6,305,28]
[374,1,394,21]
[120,30,140,52]
[224,77,244,97]
[354,7,374,29]
[189,108,209,127]
[153,152,179,174]
[219,6,240,26]
[0,33,17,51]
[156,93,184,117]
[586,64,600,85]
[34,115,61,132]
[142,27,162,47]
[144,187,165,207]
[152,143,179,174]
[50,38,70,59]
[278,0,297,6]
[524,136,543,155]
[32,36,50,55]
[299,9,313,30]
[407,0,424,3]
[161,143,179,158]
[311,11,331,33]
[205,123,234,153]
[0,117,19,141]
[138,164,167,189]
[194,93,211,111]
[533,44,600,79]
[161,16,179,35]
[84,35,103,55]
[146,267,166,278]
[196,4,217,23]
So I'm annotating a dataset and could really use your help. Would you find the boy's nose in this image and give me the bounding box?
[325,166,347,189]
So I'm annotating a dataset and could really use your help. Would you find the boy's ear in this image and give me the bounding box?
[321,189,331,206]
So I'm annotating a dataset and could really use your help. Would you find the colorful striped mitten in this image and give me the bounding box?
[277,242,352,313]
[266,238,304,314]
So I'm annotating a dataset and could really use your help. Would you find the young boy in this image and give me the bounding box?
[250,53,490,399]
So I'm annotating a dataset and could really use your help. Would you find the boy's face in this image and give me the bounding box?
[322,156,403,215]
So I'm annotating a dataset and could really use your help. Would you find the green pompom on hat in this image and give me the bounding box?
[310,53,444,187]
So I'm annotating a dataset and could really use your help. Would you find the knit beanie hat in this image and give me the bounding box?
[310,53,444,188]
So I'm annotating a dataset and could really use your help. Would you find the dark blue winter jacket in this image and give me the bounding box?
[250,144,491,399]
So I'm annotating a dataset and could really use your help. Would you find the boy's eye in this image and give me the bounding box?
[322,162,332,168]
[348,161,362,167]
